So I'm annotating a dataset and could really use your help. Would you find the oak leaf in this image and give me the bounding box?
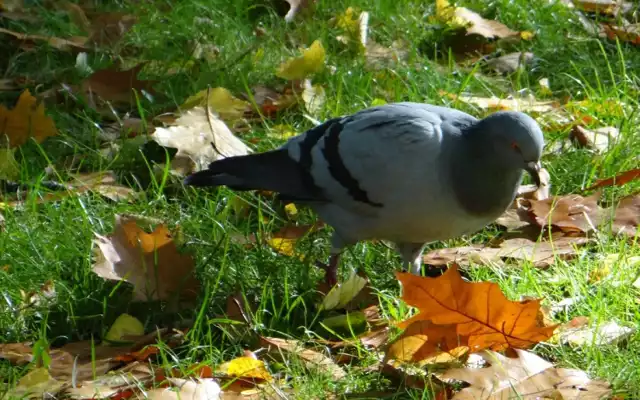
[92,214,199,302]
[0,89,57,148]
[440,349,611,400]
[396,265,556,352]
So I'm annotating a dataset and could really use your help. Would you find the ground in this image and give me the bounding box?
[1,0,639,398]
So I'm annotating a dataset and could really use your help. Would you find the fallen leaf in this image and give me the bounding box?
[217,356,273,382]
[151,107,251,174]
[87,12,137,48]
[6,367,65,399]
[441,349,612,400]
[585,168,640,190]
[610,193,640,237]
[0,27,88,51]
[321,271,368,310]
[68,170,138,202]
[557,319,635,347]
[529,193,602,233]
[64,362,154,400]
[516,166,551,201]
[301,80,326,115]
[573,0,629,15]
[444,92,559,113]
[603,22,640,45]
[396,265,557,352]
[180,87,250,122]
[0,89,57,147]
[386,320,469,363]
[365,40,409,69]
[82,64,157,109]
[266,223,321,259]
[104,313,145,342]
[146,378,221,400]
[422,236,591,269]
[92,214,199,302]
[485,52,535,74]
[276,40,325,80]
[261,337,346,380]
[0,342,36,365]
[569,125,619,152]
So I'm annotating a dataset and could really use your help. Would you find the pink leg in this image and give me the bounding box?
[315,253,340,287]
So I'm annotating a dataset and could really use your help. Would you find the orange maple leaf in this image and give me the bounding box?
[386,320,468,362]
[396,265,556,352]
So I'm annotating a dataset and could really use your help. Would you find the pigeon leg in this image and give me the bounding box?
[397,242,427,275]
[314,253,340,287]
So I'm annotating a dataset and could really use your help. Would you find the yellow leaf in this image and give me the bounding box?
[284,203,298,219]
[218,356,273,381]
[520,30,535,40]
[435,0,465,26]
[268,124,298,140]
[8,367,64,398]
[370,98,387,107]
[0,147,20,180]
[267,237,297,257]
[180,87,250,121]
[104,313,145,342]
[0,89,57,148]
[336,7,360,40]
[276,40,325,80]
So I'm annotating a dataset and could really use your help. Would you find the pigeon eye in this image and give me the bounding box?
[511,141,521,153]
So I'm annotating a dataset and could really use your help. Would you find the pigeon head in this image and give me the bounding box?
[469,111,544,187]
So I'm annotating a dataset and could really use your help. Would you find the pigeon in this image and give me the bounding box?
[184,102,544,286]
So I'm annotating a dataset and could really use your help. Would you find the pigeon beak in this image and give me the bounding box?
[524,161,542,188]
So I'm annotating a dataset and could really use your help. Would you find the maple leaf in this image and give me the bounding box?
[441,349,612,400]
[151,106,251,174]
[386,320,469,363]
[396,265,557,352]
[529,194,602,233]
[0,89,57,148]
[92,214,199,302]
[276,40,325,80]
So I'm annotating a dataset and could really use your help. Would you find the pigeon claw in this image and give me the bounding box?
[315,255,340,287]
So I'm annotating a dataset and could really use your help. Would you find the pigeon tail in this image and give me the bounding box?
[183,149,325,202]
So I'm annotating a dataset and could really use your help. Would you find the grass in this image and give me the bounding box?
[1,0,640,398]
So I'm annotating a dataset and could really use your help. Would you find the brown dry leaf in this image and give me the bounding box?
[586,168,640,190]
[610,193,640,237]
[441,349,612,400]
[261,337,346,380]
[82,64,157,109]
[6,367,65,399]
[386,320,469,363]
[0,27,88,51]
[88,12,137,47]
[569,125,619,152]
[603,23,640,45]
[0,342,35,365]
[0,89,57,148]
[556,319,635,347]
[573,0,629,15]
[444,91,559,113]
[485,52,535,74]
[365,40,409,70]
[422,236,591,269]
[516,166,551,201]
[151,106,251,175]
[64,362,154,400]
[92,214,199,302]
[69,171,137,202]
[396,266,557,352]
[529,193,602,233]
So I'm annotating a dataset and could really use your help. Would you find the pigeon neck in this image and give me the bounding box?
[449,133,522,217]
